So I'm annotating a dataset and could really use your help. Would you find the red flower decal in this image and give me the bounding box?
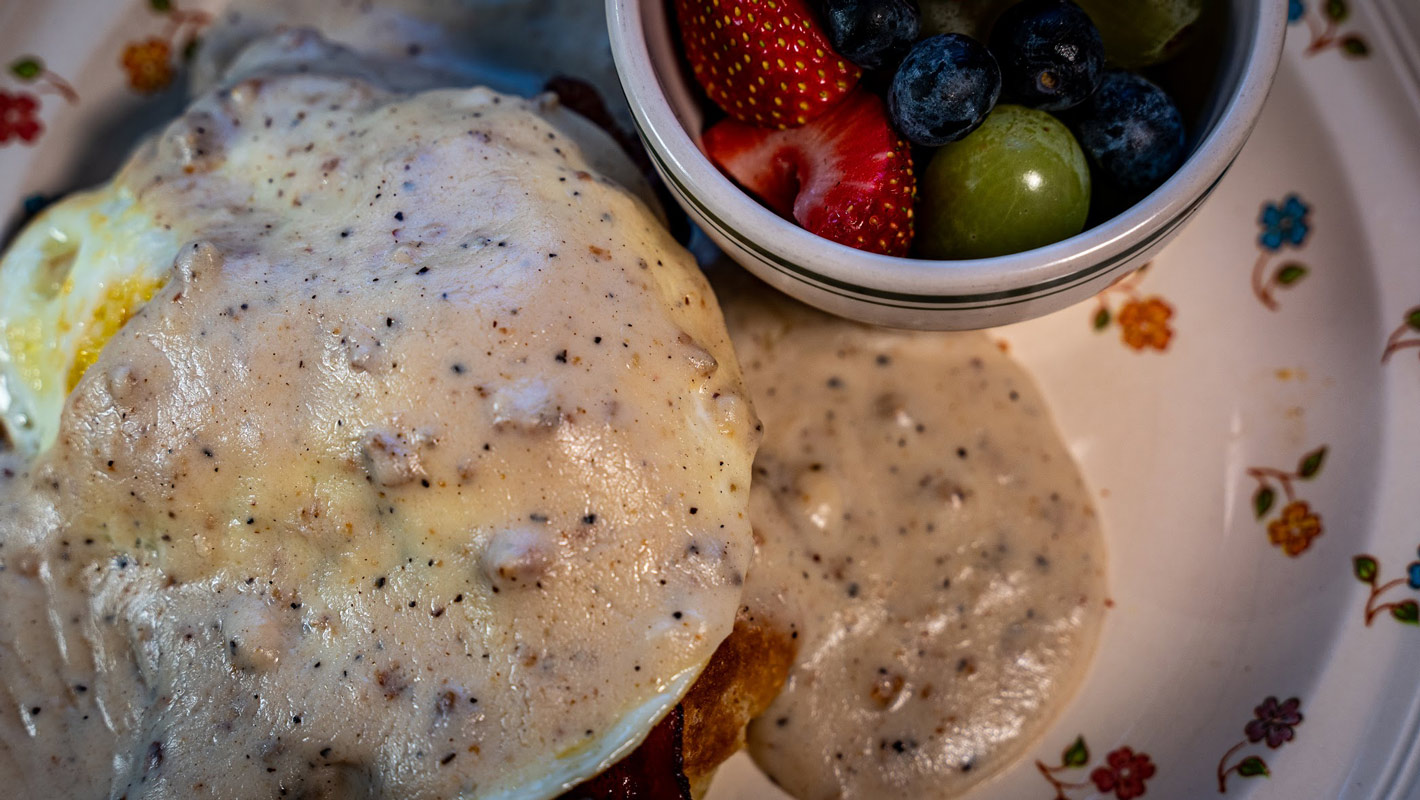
[0,90,43,145]
[1090,747,1157,800]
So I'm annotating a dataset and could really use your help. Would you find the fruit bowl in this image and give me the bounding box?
[607,0,1287,329]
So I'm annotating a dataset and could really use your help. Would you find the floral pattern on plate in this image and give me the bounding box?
[1090,265,1175,352]
[1037,736,1158,800]
[1290,0,1371,58]
[1247,446,1328,557]
[1250,194,1312,311]
[1353,551,1420,626]
[1216,696,1304,792]
[1,56,77,147]
[2,1,1418,799]
[121,0,211,93]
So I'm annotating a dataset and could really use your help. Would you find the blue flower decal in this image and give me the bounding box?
[1289,0,1305,23]
[1408,549,1420,590]
[1259,194,1311,252]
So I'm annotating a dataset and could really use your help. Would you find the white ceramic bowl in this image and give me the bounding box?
[607,0,1288,329]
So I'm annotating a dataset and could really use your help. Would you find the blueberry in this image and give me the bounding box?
[989,0,1104,112]
[819,0,922,71]
[1066,69,1185,194]
[888,34,1001,147]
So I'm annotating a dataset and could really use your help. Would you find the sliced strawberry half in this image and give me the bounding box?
[675,0,861,129]
[703,90,915,257]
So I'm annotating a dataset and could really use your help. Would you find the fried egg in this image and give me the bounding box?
[0,187,177,456]
[0,30,758,800]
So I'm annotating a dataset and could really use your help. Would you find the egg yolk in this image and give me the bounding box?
[64,276,166,392]
[4,274,167,398]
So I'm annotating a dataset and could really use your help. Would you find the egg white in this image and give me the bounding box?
[0,185,178,457]
[514,666,699,800]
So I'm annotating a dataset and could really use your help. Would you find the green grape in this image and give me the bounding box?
[917,105,1090,260]
[919,0,1014,38]
[1074,0,1203,68]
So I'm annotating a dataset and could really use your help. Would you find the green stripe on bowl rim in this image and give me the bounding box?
[638,124,1229,311]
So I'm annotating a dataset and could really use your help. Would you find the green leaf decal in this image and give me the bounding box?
[1353,555,1379,584]
[1237,756,1271,778]
[1275,263,1308,286]
[1324,0,1349,22]
[1062,736,1089,768]
[183,36,202,63]
[1093,308,1111,331]
[150,0,173,11]
[1392,601,1420,625]
[9,56,43,80]
[1405,307,1420,332]
[1340,36,1370,58]
[1298,446,1327,479]
[1253,486,1275,520]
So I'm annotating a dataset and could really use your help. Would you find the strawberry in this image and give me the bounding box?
[675,0,861,129]
[703,90,915,256]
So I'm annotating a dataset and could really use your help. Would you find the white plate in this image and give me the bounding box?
[3,1,1419,798]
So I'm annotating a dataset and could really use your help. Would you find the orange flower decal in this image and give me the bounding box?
[1267,501,1323,557]
[120,0,211,94]
[1247,446,1327,558]
[1117,298,1174,352]
[1090,264,1176,353]
[122,38,174,94]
